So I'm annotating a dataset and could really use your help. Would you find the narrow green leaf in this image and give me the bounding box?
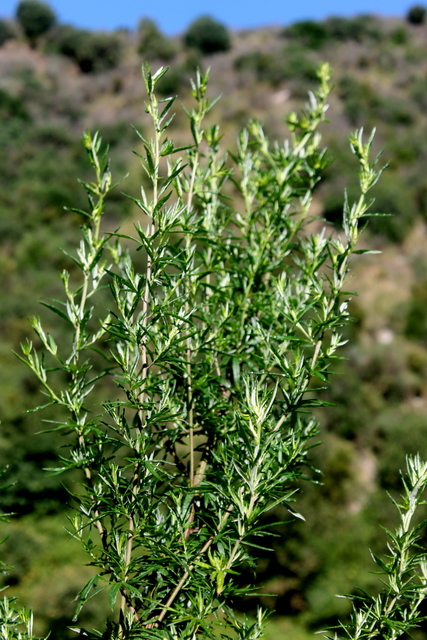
[108,582,122,611]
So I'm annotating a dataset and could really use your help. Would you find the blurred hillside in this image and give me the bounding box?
[3,3,427,638]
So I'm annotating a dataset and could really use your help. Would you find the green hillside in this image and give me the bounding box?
[3,4,427,638]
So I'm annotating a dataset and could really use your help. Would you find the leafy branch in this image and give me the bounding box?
[330,455,427,640]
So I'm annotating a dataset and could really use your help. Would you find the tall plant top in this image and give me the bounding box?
[18,64,389,639]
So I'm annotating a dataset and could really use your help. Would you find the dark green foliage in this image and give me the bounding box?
[367,174,418,242]
[356,343,420,404]
[281,45,319,81]
[284,16,382,48]
[406,278,427,341]
[137,18,176,61]
[338,75,413,127]
[406,4,426,24]
[0,19,17,47]
[183,15,231,54]
[387,131,424,166]
[322,169,417,243]
[318,338,425,450]
[409,74,427,110]
[390,25,408,44]
[155,65,186,95]
[0,82,132,525]
[47,25,122,72]
[338,76,382,125]
[234,46,318,87]
[182,48,202,72]
[323,14,382,42]
[1,530,40,587]
[334,455,427,640]
[320,358,383,442]
[0,88,30,121]
[377,410,427,488]
[379,97,414,125]
[16,0,56,44]
[0,425,71,516]
[234,52,278,81]
[283,20,328,49]
[322,185,358,227]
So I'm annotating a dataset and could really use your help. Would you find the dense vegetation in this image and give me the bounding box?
[2,3,427,638]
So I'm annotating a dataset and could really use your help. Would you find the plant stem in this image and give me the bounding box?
[120,463,140,623]
[185,150,199,490]
[152,504,233,626]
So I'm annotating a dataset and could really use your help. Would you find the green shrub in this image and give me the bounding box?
[284,16,382,46]
[387,131,423,166]
[0,19,17,47]
[338,75,381,125]
[0,423,71,516]
[156,65,186,95]
[183,15,231,54]
[234,51,276,79]
[321,359,383,442]
[406,278,427,341]
[282,45,319,81]
[47,25,122,72]
[409,74,427,110]
[406,4,426,24]
[16,0,56,45]
[324,14,382,42]
[390,25,408,44]
[0,88,30,121]
[234,46,317,87]
[283,20,328,48]
[183,47,202,71]
[378,96,414,125]
[377,410,427,489]
[368,174,418,242]
[137,18,176,61]
[339,75,414,127]
[1,529,40,587]
[44,24,77,56]
[322,165,418,243]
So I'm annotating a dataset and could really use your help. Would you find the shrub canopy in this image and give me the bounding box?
[47,25,122,73]
[16,0,56,43]
[137,18,176,61]
[183,15,231,54]
[407,4,426,24]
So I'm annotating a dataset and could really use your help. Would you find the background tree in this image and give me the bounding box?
[16,0,56,46]
[183,15,231,54]
[46,25,123,72]
[137,18,176,61]
[406,4,426,24]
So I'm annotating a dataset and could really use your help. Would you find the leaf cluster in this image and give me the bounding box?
[330,455,427,640]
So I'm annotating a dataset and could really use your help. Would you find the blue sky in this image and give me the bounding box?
[1,0,417,34]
